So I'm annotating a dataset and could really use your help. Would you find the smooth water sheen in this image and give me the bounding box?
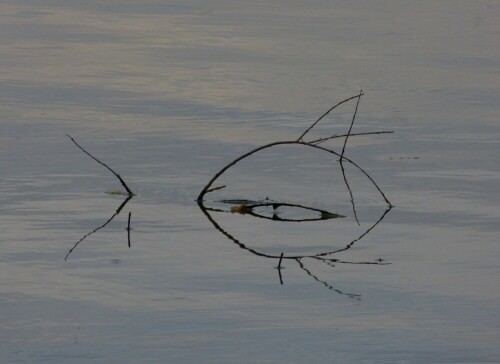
[1,1,499,363]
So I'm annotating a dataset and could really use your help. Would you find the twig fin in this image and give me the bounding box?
[341,89,363,158]
[297,93,364,142]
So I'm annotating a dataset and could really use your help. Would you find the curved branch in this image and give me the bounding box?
[197,140,293,201]
[297,93,364,142]
[197,140,392,207]
[198,199,392,261]
[66,134,135,196]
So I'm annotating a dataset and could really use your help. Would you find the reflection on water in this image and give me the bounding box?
[65,94,393,298]
[65,195,133,261]
[1,1,500,363]
[198,199,392,298]
[192,95,394,296]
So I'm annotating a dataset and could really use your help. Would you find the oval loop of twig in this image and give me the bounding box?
[197,140,392,207]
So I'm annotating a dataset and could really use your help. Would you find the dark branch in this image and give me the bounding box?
[66,134,135,196]
[297,93,364,142]
[340,160,360,225]
[310,131,394,145]
[198,139,392,207]
[341,89,363,158]
[127,212,132,248]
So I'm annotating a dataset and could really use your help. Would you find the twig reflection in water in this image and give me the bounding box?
[64,93,393,297]
[198,200,392,299]
[65,195,133,261]
[197,92,393,297]
[65,134,135,260]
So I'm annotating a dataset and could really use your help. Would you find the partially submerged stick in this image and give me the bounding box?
[197,93,393,208]
[197,140,392,207]
[66,134,135,196]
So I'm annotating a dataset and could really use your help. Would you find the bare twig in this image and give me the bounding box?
[306,143,393,207]
[341,89,363,158]
[340,160,359,225]
[198,140,392,207]
[310,130,394,145]
[205,185,226,193]
[338,90,362,224]
[198,93,392,207]
[196,93,394,293]
[66,134,135,196]
[297,93,364,142]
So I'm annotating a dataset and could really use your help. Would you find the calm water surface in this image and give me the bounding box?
[1,1,499,363]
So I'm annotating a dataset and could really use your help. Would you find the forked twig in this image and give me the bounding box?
[341,89,363,158]
[297,93,364,142]
[338,90,363,224]
[197,140,392,207]
[194,93,394,294]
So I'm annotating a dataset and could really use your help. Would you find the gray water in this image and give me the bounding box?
[1,1,499,363]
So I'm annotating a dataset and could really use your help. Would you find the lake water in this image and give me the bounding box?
[1,1,499,363]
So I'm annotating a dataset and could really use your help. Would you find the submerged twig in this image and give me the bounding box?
[66,134,135,196]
